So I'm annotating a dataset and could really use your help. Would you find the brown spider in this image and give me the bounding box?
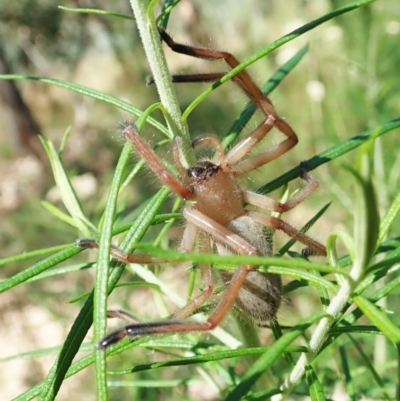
[78,28,326,349]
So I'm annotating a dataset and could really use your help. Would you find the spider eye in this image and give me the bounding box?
[188,161,219,181]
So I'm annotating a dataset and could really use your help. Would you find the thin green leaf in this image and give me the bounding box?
[58,6,136,20]
[0,74,168,136]
[0,343,94,363]
[353,139,380,275]
[329,325,381,335]
[0,244,70,266]
[305,365,327,401]
[107,379,192,387]
[93,146,136,400]
[68,281,160,304]
[224,311,328,401]
[39,135,96,236]
[0,246,82,293]
[353,295,400,344]
[38,190,170,399]
[378,191,400,246]
[222,44,309,149]
[339,344,356,401]
[348,335,391,401]
[182,0,378,121]
[27,263,93,282]
[260,117,400,194]
[41,200,77,228]
[108,345,306,375]
[277,202,331,256]
[157,0,181,28]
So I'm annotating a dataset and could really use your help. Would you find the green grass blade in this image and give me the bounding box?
[278,202,331,256]
[378,191,400,246]
[0,343,93,363]
[305,365,327,401]
[329,325,381,335]
[93,144,134,400]
[0,244,70,266]
[157,0,179,28]
[27,263,93,283]
[182,0,377,120]
[0,246,82,293]
[348,335,391,401]
[224,311,328,401]
[38,180,169,398]
[353,295,400,344]
[39,135,96,236]
[352,139,380,275]
[339,344,356,401]
[41,200,78,228]
[0,74,168,136]
[107,345,306,375]
[260,118,400,194]
[58,6,136,20]
[222,44,309,149]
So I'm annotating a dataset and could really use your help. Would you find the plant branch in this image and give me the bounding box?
[128,0,195,166]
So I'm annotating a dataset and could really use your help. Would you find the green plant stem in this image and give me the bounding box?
[128,0,195,166]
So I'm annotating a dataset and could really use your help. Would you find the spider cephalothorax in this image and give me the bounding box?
[78,28,326,350]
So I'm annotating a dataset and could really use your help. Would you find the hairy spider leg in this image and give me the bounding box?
[121,123,193,200]
[170,231,214,319]
[242,163,326,256]
[77,30,328,350]
[157,27,298,175]
[96,207,261,349]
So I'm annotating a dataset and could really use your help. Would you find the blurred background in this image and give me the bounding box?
[0,0,399,399]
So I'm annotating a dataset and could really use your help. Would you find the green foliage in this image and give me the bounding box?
[0,1,399,400]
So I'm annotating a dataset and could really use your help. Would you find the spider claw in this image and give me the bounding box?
[299,161,308,177]
[301,247,311,258]
[299,161,314,184]
[96,329,129,350]
[146,76,155,86]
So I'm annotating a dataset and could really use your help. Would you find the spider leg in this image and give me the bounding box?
[107,309,142,324]
[170,231,213,319]
[157,28,298,170]
[90,222,214,349]
[247,211,326,257]
[98,266,253,348]
[97,208,259,348]
[76,239,174,264]
[121,123,193,200]
[77,220,198,265]
[243,162,320,213]
[147,72,227,85]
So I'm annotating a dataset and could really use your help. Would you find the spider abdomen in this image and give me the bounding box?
[217,216,282,323]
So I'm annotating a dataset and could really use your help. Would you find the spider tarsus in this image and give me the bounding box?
[157,25,213,61]
[107,309,142,323]
[299,160,313,184]
[157,26,173,47]
[76,238,98,250]
[301,247,311,258]
[119,121,138,137]
[96,327,133,350]
[301,246,325,258]
[145,76,155,86]
[299,161,308,177]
